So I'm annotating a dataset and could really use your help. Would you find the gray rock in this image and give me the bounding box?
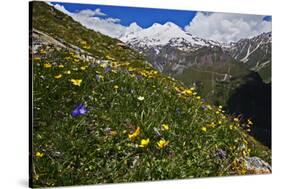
[243,156,271,174]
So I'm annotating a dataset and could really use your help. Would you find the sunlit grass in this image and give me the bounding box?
[32,45,270,187]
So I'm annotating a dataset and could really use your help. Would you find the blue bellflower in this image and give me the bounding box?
[71,103,88,117]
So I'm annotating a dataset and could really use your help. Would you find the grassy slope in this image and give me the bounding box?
[163,47,250,107]
[31,2,271,187]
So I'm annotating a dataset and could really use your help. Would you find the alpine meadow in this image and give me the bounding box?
[30,1,272,187]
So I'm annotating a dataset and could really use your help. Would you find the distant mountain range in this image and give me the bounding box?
[119,22,271,81]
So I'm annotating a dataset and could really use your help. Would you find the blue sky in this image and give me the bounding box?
[50,2,271,42]
[51,2,197,28]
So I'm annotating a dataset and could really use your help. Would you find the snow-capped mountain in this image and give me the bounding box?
[226,32,271,66]
[120,22,219,49]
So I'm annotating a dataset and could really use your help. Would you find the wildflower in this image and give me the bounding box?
[139,138,150,148]
[71,103,88,117]
[54,74,62,79]
[229,125,233,130]
[65,70,71,74]
[184,89,193,96]
[135,75,143,81]
[216,111,220,114]
[95,74,100,82]
[243,139,248,145]
[208,122,216,128]
[44,63,52,68]
[137,96,144,101]
[234,118,239,122]
[35,152,44,158]
[207,105,212,110]
[196,96,201,100]
[219,105,223,109]
[34,57,41,61]
[218,120,222,125]
[70,79,82,86]
[128,127,140,139]
[201,105,208,111]
[114,85,119,90]
[80,66,86,70]
[201,127,207,132]
[161,124,169,130]
[247,119,253,125]
[157,138,169,149]
[190,87,195,91]
[216,149,227,159]
[104,66,111,74]
[40,49,46,54]
[110,130,118,136]
[58,64,64,68]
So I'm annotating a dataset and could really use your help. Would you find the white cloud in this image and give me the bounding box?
[185,12,272,43]
[52,4,126,38]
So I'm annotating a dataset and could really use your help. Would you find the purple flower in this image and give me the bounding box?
[216,149,227,159]
[201,105,208,111]
[104,66,111,74]
[135,75,143,81]
[71,104,88,117]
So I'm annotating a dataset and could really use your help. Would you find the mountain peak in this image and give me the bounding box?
[128,22,142,30]
[163,22,180,28]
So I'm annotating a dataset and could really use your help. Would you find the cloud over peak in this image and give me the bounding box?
[185,12,271,43]
[52,3,126,38]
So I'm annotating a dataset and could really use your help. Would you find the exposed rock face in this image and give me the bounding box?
[243,157,272,174]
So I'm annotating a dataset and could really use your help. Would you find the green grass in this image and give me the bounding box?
[31,2,271,187]
[32,46,270,187]
[173,62,249,106]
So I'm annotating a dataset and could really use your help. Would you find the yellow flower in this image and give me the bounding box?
[80,66,86,70]
[58,64,64,68]
[137,96,144,101]
[114,85,119,89]
[207,105,212,110]
[128,127,140,140]
[247,119,253,125]
[162,124,169,130]
[201,127,207,132]
[70,79,82,86]
[184,89,193,96]
[44,63,52,68]
[234,118,239,122]
[34,57,41,61]
[35,152,44,158]
[219,105,223,109]
[65,70,71,74]
[190,87,195,91]
[54,74,62,79]
[218,120,222,125]
[196,96,201,100]
[40,50,46,54]
[157,138,169,149]
[216,111,220,114]
[110,130,118,136]
[229,125,233,130]
[139,138,150,148]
